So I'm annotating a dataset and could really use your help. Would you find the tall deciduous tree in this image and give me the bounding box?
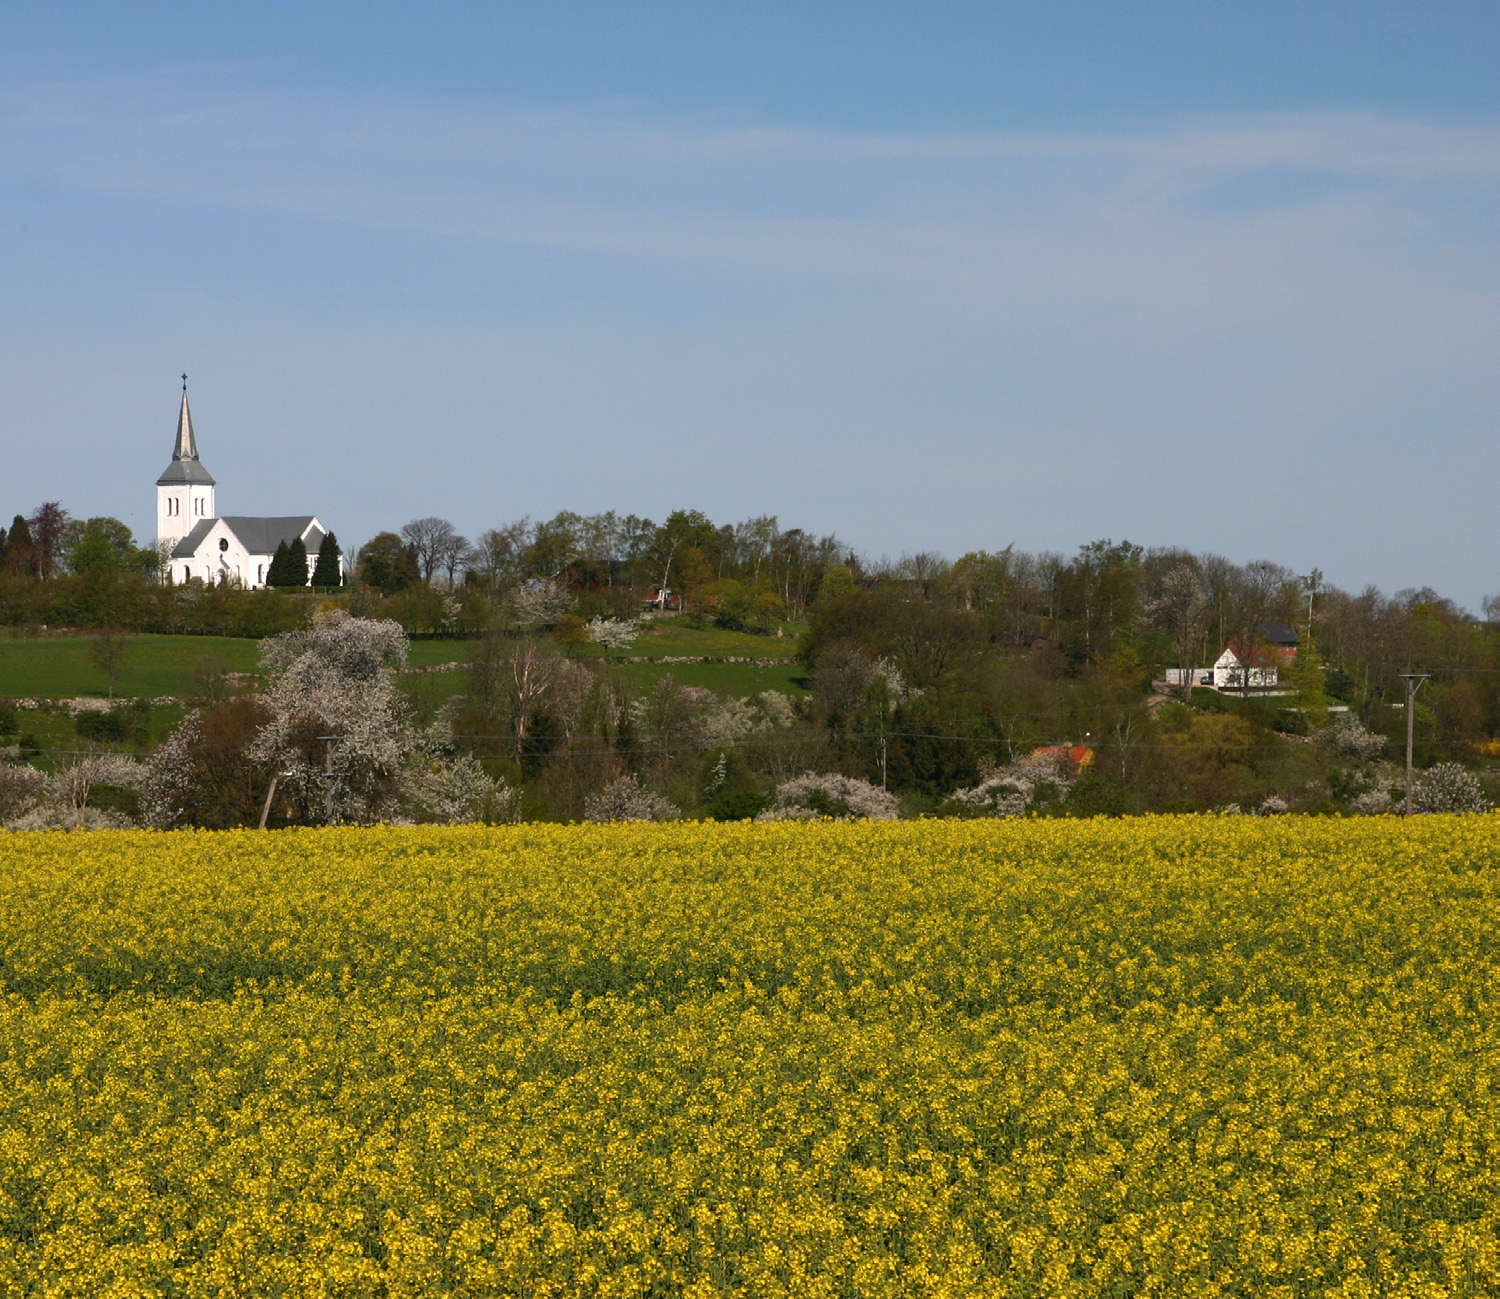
[248,610,415,822]
[357,532,420,593]
[400,517,459,583]
[62,517,138,576]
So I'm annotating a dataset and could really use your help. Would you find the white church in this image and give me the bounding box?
[157,378,339,588]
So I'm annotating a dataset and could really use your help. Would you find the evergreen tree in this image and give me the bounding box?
[4,515,34,575]
[311,532,343,588]
[287,536,309,587]
[265,539,293,587]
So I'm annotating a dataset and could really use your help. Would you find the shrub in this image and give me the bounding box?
[75,710,127,742]
[397,757,519,825]
[1350,789,1393,816]
[586,617,640,650]
[1316,718,1386,762]
[584,775,681,823]
[758,772,899,821]
[946,751,1075,818]
[1412,762,1490,815]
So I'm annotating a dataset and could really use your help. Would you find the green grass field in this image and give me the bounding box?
[1,623,803,703]
[0,635,263,700]
[579,617,803,660]
[610,658,807,695]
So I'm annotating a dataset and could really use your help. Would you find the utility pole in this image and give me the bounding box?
[1398,674,1429,816]
[258,769,296,830]
[318,736,343,825]
[259,774,280,830]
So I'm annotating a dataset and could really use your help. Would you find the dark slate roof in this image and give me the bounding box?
[172,516,322,560]
[156,387,217,487]
[157,458,217,487]
[169,519,218,559]
[1253,620,1299,646]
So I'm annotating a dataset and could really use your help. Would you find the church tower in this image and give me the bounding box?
[156,375,216,547]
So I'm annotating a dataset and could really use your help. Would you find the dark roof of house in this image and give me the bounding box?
[1253,620,1299,646]
[171,516,322,560]
[156,386,217,487]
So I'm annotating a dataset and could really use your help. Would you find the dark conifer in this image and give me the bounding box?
[311,532,343,588]
[4,515,34,575]
[265,539,293,587]
[287,536,309,587]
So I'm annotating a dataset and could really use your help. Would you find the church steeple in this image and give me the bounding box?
[156,375,216,548]
[172,374,200,461]
[156,374,215,487]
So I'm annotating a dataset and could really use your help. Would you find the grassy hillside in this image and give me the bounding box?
[0,635,262,700]
[1,621,804,703]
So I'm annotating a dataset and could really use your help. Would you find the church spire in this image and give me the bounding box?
[174,374,199,461]
[156,374,216,488]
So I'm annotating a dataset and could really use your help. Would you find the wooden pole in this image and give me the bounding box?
[258,775,279,830]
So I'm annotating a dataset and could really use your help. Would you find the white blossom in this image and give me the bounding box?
[584,774,681,823]
[397,756,519,824]
[758,772,899,821]
[947,751,1075,818]
[140,711,203,829]
[1350,789,1393,816]
[3,752,142,831]
[586,616,641,649]
[1413,763,1490,815]
[249,610,417,823]
[507,580,572,628]
[1315,718,1387,761]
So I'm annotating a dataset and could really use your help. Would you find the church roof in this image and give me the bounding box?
[172,515,323,560]
[156,382,216,487]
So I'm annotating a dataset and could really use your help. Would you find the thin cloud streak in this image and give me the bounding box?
[0,70,1495,606]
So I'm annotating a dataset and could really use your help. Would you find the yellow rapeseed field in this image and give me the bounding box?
[0,818,1496,1298]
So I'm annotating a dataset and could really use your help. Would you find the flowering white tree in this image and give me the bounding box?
[2,752,140,830]
[757,772,899,821]
[947,751,1075,818]
[396,755,519,824]
[1315,718,1387,762]
[629,677,798,754]
[586,616,640,650]
[584,774,680,823]
[140,712,203,829]
[1413,763,1490,814]
[507,579,572,629]
[248,611,416,823]
[1350,789,1394,816]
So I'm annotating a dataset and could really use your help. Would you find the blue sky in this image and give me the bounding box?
[1,2,1496,607]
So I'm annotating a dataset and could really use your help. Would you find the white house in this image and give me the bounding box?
[156,379,339,588]
[1164,622,1299,691]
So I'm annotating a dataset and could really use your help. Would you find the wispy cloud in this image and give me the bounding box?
[1,69,1495,604]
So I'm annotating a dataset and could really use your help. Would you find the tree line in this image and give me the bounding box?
[3,498,1498,817]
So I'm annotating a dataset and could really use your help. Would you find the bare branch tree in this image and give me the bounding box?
[400,517,458,583]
